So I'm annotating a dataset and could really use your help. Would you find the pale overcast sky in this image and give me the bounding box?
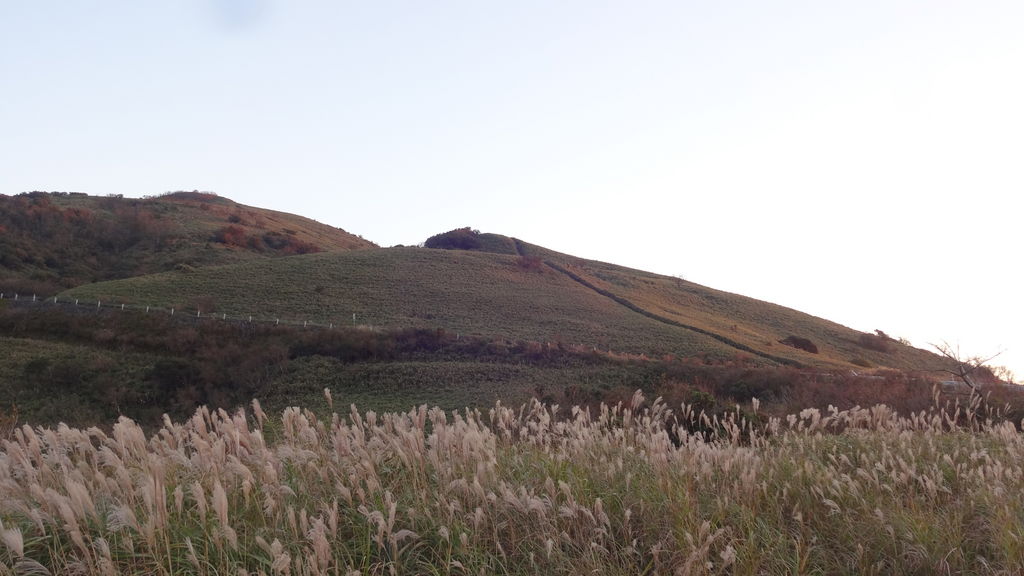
[2,1,1021,377]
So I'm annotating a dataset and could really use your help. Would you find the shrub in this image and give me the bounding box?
[859,330,893,353]
[516,254,544,271]
[261,231,322,254]
[779,335,818,354]
[0,277,63,298]
[717,367,795,401]
[211,225,247,247]
[424,227,482,250]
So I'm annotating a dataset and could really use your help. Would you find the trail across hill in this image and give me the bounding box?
[511,238,802,367]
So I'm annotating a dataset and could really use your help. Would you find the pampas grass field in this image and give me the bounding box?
[1,390,1022,575]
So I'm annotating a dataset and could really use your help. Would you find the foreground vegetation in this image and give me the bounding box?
[1,391,1023,574]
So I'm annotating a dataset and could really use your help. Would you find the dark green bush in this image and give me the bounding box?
[424,227,481,250]
[779,335,818,354]
[858,331,893,353]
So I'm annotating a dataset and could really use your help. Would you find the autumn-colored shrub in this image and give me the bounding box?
[516,254,544,271]
[261,231,322,254]
[211,225,248,247]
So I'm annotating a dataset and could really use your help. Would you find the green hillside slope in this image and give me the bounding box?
[58,240,944,372]
[59,248,742,360]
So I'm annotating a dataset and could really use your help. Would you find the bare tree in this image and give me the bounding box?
[991,365,1018,386]
[931,341,1003,393]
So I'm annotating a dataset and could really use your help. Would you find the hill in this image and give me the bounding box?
[58,247,741,360]
[59,236,944,372]
[0,191,375,294]
[0,216,974,428]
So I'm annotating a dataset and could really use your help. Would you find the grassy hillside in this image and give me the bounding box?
[1,220,964,429]
[513,239,945,371]
[0,191,375,294]
[59,247,744,360]
[60,235,949,372]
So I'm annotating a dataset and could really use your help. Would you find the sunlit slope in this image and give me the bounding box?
[60,248,744,359]
[516,240,942,371]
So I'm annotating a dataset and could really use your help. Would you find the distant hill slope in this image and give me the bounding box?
[60,234,945,372]
[510,238,945,372]
[0,191,375,294]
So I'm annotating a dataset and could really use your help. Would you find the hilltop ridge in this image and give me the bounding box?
[0,191,375,294]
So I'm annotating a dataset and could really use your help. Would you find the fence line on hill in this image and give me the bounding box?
[0,291,376,333]
[0,292,624,356]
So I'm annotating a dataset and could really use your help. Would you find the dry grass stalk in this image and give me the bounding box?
[0,391,1022,574]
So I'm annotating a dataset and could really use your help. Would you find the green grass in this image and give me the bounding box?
[60,248,742,360]
[260,356,671,417]
[0,336,167,427]
[60,240,950,373]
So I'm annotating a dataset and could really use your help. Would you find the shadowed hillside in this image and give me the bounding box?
[0,191,375,294]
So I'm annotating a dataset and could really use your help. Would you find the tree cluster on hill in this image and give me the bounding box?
[0,193,175,294]
[424,227,482,250]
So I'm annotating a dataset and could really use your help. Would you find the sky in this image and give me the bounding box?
[2,1,1021,379]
